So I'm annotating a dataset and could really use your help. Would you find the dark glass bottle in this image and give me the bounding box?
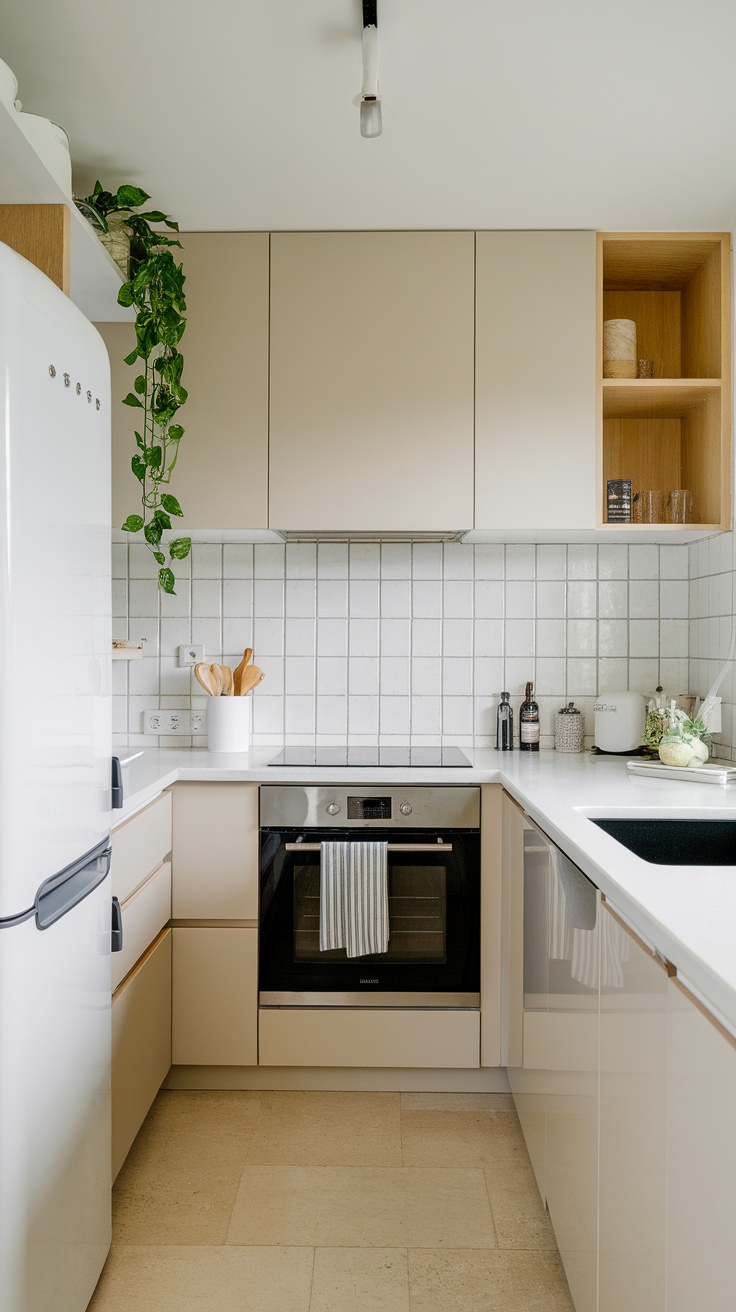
[519,681,540,752]
[496,691,513,751]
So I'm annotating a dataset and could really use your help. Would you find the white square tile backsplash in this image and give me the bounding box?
[114,539,691,751]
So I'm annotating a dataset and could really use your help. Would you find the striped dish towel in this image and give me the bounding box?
[319,842,389,958]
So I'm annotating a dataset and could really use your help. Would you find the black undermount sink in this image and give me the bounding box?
[592,818,736,866]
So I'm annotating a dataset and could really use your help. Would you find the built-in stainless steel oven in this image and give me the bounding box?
[259,785,481,1008]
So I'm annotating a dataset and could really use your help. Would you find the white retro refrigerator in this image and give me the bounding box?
[0,242,115,1311]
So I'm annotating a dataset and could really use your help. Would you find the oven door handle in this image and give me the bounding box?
[284,842,453,852]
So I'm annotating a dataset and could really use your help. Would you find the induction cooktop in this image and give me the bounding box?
[267,746,472,768]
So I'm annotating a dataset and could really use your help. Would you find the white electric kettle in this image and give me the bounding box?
[593,691,646,753]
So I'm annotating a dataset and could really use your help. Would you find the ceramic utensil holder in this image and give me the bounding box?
[603,318,637,378]
[207,696,250,753]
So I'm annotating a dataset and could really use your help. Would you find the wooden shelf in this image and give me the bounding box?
[0,101,133,322]
[597,232,732,532]
[602,379,721,419]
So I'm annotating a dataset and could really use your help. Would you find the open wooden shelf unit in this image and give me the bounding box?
[597,232,732,532]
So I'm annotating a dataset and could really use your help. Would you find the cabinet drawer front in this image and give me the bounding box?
[172,927,257,1066]
[259,1008,480,1069]
[113,861,172,991]
[112,929,171,1180]
[112,792,172,903]
[172,783,258,919]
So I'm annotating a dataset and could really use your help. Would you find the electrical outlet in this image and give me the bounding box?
[144,710,200,735]
[178,644,204,667]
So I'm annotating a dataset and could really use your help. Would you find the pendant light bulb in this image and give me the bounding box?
[360,11,381,138]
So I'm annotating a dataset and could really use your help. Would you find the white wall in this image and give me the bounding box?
[113,539,689,751]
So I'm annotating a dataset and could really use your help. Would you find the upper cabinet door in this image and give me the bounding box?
[105,231,269,533]
[269,232,475,532]
[475,231,597,532]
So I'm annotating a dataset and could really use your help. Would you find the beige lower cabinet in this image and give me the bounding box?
[172,927,258,1066]
[111,929,172,1181]
[172,782,259,920]
[667,978,736,1312]
[598,903,668,1312]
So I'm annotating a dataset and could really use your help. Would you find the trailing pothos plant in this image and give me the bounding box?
[76,182,190,593]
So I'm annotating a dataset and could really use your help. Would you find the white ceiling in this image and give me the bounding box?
[2,0,736,232]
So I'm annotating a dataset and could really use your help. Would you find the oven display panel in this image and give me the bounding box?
[347,795,392,820]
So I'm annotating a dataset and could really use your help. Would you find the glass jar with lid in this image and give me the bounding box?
[554,702,585,753]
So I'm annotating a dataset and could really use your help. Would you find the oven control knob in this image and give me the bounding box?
[326,802,341,816]
[399,802,412,816]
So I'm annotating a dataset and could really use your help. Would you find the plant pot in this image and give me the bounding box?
[207,696,250,753]
[100,217,130,278]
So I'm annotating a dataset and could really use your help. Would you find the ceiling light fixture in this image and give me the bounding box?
[360,0,382,139]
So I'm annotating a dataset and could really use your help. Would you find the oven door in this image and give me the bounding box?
[259,827,480,1006]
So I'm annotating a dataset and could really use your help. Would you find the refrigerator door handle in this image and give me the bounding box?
[111,756,124,810]
[34,838,112,931]
[111,896,123,952]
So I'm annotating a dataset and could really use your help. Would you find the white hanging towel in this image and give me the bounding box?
[319,841,389,958]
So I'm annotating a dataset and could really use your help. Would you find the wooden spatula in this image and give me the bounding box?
[220,665,234,696]
[239,664,265,695]
[233,647,253,696]
[194,662,221,696]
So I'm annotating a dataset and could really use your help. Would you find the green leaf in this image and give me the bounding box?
[123,346,138,366]
[117,283,135,308]
[168,537,191,560]
[168,424,184,441]
[144,521,162,546]
[131,454,146,483]
[160,493,183,517]
[122,392,143,408]
[116,184,150,208]
[152,508,172,531]
[138,210,167,222]
[158,567,176,594]
[134,374,146,395]
[121,514,144,533]
[152,550,165,565]
[134,431,145,450]
[146,445,163,470]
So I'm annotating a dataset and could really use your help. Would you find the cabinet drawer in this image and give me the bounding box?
[112,791,172,904]
[259,1008,480,1069]
[112,929,171,1180]
[172,783,258,919]
[113,860,172,991]
[172,927,257,1066]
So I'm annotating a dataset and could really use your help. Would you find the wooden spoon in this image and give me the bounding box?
[194,662,221,696]
[239,664,265,695]
[220,665,234,696]
[232,647,253,696]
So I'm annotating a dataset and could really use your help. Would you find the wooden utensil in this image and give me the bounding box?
[233,647,253,696]
[239,664,265,695]
[220,665,234,696]
[194,662,221,696]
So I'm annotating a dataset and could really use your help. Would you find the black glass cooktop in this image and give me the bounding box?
[268,746,472,769]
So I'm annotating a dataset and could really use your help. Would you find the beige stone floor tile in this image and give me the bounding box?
[407,1248,575,1311]
[400,1103,524,1168]
[226,1165,495,1248]
[87,1245,314,1312]
[246,1091,401,1166]
[309,1248,410,1311]
[400,1092,515,1113]
[113,1091,262,1245]
[484,1146,557,1250]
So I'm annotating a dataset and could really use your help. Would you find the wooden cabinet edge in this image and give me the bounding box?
[113,924,172,1002]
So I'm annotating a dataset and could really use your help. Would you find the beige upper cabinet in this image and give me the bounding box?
[102,231,269,533]
[475,230,597,532]
[268,231,475,532]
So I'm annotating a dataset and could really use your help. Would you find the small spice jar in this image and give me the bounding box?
[555,702,585,753]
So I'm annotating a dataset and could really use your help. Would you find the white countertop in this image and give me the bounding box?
[116,745,736,1036]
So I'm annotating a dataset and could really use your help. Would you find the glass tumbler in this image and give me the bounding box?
[632,490,664,523]
[666,489,694,524]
